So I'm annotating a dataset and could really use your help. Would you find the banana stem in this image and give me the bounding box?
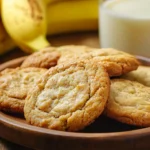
[26,36,50,52]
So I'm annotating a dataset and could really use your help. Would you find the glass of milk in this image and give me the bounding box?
[99,0,150,57]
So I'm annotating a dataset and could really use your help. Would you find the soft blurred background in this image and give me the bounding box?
[0,0,105,64]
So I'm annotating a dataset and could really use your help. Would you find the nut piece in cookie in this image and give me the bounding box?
[0,67,47,114]
[105,79,150,127]
[24,60,110,131]
[122,66,150,87]
[58,48,140,77]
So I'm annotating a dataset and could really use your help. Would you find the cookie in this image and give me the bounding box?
[21,47,60,68]
[122,66,150,87]
[0,67,46,114]
[21,45,89,68]
[58,47,140,77]
[57,45,95,56]
[104,79,150,127]
[21,45,140,77]
[24,60,110,131]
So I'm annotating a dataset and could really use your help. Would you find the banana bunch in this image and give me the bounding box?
[0,0,99,54]
[2,0,50,53]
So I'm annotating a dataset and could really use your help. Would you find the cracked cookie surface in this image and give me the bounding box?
[21,45,139,77]
[58,48,140,77]
[105,79,150,127]
[21,47,60,68]
[0,67,47,114]
[21,45,89,68]
[24,60,110,131]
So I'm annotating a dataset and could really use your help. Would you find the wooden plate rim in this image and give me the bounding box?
[1,111,150,139]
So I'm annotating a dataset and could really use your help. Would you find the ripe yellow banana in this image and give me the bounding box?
[47,0,99,35]
[0,0,100,54]
[1,0,50,53]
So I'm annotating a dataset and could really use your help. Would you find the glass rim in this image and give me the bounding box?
[100,0,150,21]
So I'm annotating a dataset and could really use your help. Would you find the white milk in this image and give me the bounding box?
[99,0,150,57]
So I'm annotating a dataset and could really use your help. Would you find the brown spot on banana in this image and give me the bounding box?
[28,0,43,21]
[14,4,28,16]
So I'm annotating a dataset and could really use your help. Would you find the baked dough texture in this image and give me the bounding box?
[21,45,93,68]
[21,47,60,68]
[24,60,110,131]
[0,67,46,114]
[122,66,150,87]
[105,79,150,127]
[58,47,140,77]
[21,45,140,77]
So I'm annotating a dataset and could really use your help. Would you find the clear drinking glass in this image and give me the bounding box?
[99,0,150,57]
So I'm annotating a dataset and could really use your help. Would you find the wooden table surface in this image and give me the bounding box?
[0,31,99,150]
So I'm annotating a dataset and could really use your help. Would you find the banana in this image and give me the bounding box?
[1,0,50,53]
[0,19,15,55]
[0,0,15,55]
[0,0,100,54]
[47,0,99,35]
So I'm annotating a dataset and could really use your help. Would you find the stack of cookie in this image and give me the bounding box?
[0,45,149,131]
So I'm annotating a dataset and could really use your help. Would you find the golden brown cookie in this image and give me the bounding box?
[0,67,47,114]
[21,45,95,68]
[56,45,95,55]
[122,66,150,87]
[21,47,60,68]
[24,60,110,131]
[58,48,140,77]
[105,79,150,127]
[21,45,139,77]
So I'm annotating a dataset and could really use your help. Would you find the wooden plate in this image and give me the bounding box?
[0,56,150,150]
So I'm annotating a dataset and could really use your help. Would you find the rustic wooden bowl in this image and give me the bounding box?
[0,56,150,150]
